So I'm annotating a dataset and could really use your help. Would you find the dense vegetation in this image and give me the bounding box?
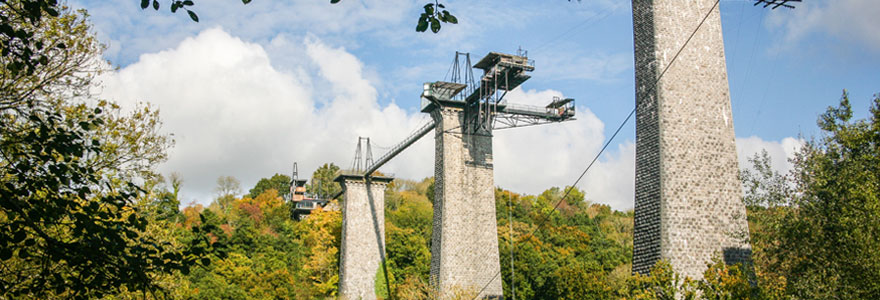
[116,167,640,299]
[2,1,878,299]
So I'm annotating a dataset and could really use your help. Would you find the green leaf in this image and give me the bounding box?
[171,3,179,13]
[128,213,138,224]
[152,0,159,10]
[430,17,441,33]
[183,0,194,5]
[416,16,428,32]
[200,257,211,266]
[0,248,12,260]
[331,0,341,3]
[443,11,457,24]
[187,10,199,22]
[141,0,150,9]
[424,3,434,15]
[242,0,253,4]
[12,230,25,243]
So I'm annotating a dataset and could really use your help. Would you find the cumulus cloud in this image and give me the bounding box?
[94,27,642,210]
[97,28,427,204]
[736,136,804,176]
[766,0,880,53]
[493,88,635,210]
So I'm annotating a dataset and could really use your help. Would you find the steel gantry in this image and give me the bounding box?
[358,50,577,178]
[421,51,576,133]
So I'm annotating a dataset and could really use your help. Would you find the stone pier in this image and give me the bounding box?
[336,174,393,300]
[631,0,751,279]
[429,107,504,299]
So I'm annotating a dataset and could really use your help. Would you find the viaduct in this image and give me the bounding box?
[332,0,752,298]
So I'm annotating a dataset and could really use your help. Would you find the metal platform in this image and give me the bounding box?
[359,50,577,178]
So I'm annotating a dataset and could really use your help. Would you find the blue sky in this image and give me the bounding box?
[70,0,880,210]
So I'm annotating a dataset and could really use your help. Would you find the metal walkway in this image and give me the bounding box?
[363,119,436,177]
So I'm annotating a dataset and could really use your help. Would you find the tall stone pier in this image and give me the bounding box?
[631,0,751,279]
[429,107,504,299]
[335,174,393,300]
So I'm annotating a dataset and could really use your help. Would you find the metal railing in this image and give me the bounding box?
[501,102,559,117]
[364,119,437,177]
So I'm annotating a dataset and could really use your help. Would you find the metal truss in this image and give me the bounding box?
[493,113,575,130]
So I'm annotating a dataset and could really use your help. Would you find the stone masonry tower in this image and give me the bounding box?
[631,0,751,279]
[428,106,504,299]
[336,174,393,300]
[417,52,575,298]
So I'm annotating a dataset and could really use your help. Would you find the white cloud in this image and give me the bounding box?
[97,28,429,205]
[766,0,880,53]
[578,142,635,211]
[736,136,804,176]
[95,28,637,210]
[493,88,636,210]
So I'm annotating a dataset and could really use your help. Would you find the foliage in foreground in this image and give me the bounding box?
[747,91,880,299]
[0,3,215,297]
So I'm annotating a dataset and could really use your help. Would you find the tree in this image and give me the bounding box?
[170,172,184,199]
[0,0,67,77]
[214,175,240,212]
[0,4,210,298]
[308,163,341,199]
[538,185,587,217]
[624,260,696,300]
[248,173,291,200]
[739,151,793,299]
[696,258,757,300]
[148,173,185,221]
[740,149,793,208]
[772,91,880,299]
[300,208,343,297]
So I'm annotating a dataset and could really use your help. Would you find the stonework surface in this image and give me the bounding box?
[336,175,393,300]
[631,0,752,280]
[429,107,504,299]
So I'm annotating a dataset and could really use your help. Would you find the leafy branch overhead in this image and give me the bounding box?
[143,0,794,33]
[417,2,457,33]
[143,0,458,32]
[140,0,200,22]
